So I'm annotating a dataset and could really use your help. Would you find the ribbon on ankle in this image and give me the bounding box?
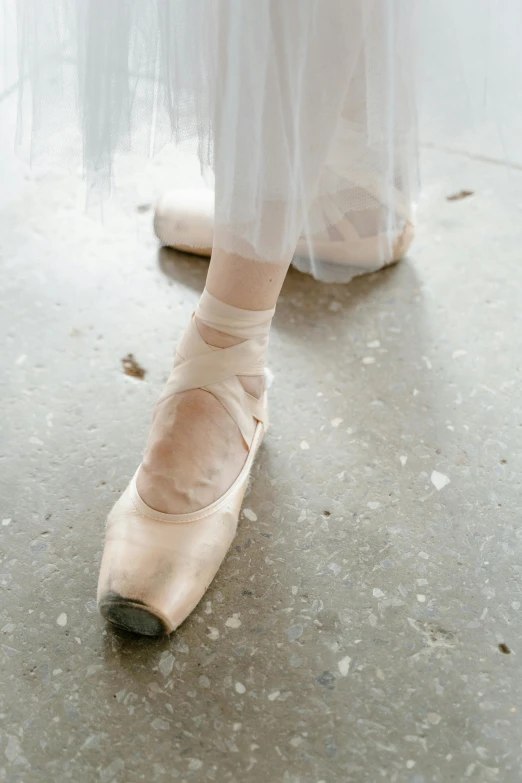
[195,289,275,339]
[157,289,275,446]
[195,289,275,375]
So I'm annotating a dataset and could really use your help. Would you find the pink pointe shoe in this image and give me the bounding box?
[97,290,274,636]
[154,189,415,269]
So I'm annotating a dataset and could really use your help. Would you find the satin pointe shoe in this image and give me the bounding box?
[97,289,275,636]
[154,189,215,257]
[153,188,415,268]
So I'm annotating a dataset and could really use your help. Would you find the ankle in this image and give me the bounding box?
[238,374,265,399]
[195,317,243,349]
[195,315,265,399]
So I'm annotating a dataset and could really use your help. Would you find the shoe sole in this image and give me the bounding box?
[99,597,169,637]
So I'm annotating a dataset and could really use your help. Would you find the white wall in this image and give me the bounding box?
[418,0,522,166]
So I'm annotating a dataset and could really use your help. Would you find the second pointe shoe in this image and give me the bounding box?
[154,188,415,267]
[154,189,214,257]
[97,289,275,636]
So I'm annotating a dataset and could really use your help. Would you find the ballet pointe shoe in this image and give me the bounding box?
[97,290,275,636]
[154,188,414,266]
[97,431,263,636]
[154,189,214,257]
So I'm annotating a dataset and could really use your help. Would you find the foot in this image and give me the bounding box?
[98,289,273,635]
[136,321,264,514]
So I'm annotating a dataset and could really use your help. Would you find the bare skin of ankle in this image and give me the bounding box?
[136,319,264,514]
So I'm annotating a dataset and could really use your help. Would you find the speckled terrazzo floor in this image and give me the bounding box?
[1,97,522,781]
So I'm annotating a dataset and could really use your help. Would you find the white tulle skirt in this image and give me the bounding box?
[5,1,521,281]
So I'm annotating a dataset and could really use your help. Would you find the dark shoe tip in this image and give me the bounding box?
[99,597,169,637]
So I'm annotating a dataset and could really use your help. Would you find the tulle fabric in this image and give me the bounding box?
[8,0,418,274]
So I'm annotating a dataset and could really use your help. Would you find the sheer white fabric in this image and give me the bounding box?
[8,0,417,275]
[6,1,521,280]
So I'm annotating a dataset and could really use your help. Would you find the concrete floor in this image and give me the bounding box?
[1,93,522,781]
